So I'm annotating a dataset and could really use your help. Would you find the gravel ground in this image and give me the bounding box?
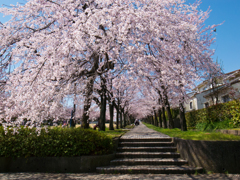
[0,173,240,180]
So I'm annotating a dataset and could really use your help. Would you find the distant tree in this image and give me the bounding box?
[205,60,225,105]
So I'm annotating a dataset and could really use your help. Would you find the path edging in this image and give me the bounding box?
[216,129,240,136]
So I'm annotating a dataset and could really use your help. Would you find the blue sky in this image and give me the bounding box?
[1,0,240,73]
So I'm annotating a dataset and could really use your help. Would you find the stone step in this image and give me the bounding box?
[110,158,188,166]
[117,146,177,152]
[115,152,180,158]
[118,142,174,147]
[96,165,203,174]
[119,137,172,142]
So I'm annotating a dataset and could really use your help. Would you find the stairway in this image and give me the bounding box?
[96,137,203,174]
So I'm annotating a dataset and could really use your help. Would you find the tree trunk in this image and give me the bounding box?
[164,95,174,129]
[127,115,130,125]
[99,78,106,131]
[99,92,106,131]
[108,78,114,130]
[120,110,123,128]
[116,100,119,129]
[123,109,126,127]
[179,102,187,131]
[146,116,149,124]
[151,115,154,125]
[131,116,135,124]
[154,109,158,127]
[166,105,174,129]
[109,101,114,130]
[82,77,95,128]
[162,107,167,128]
[158,109,162,128]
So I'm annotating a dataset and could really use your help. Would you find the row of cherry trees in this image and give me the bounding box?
[0,0,220,133]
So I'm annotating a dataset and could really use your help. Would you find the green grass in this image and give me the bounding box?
[54,126,129,138]
[124,124,135,129]
[226,128,240,130]
[98,128,129,138]
[143,122,240,141]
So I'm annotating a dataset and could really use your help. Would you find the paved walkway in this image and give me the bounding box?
[1,123,240,180]
[0,172,240,179]
[121,123,169,139]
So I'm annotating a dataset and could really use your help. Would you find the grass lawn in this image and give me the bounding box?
[143,122,240,141]
[98,128,129,138]
[77,123,134,138]
[51,123,131,138]
[227,128,240,130]
[75,123,117,129]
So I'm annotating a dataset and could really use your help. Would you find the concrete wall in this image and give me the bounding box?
[173,138,240,173]
[232,82,240,91]
[185,98,198,112]
[0,154,115,173]
[195,90,209,110]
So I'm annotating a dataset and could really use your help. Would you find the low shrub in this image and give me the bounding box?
[228,100,240,126]
[195,119,235,131]
[0,126,113,158]
[186,100,240,129]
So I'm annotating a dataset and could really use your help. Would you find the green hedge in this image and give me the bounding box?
[186,100,240,128]
[0,127,113,158]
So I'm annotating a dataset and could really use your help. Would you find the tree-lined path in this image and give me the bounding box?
[0,0,222,133]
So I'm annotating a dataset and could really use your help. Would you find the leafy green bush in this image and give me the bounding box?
[185,110,199,128]
[186,100,240,129]
[228,100,240,126]
[195,122,211,131]
[0,126,113,158]
[196,119,235,131]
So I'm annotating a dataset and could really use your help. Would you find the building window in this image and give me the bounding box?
[190,102,193,109]
[205,102,209,108]
[222,95,230,103]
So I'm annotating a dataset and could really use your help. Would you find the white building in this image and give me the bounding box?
[185,69,240,112]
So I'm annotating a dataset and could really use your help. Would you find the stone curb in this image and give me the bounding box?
[216,129,240,136]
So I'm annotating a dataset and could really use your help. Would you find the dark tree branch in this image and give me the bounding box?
[26,20,55,32]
